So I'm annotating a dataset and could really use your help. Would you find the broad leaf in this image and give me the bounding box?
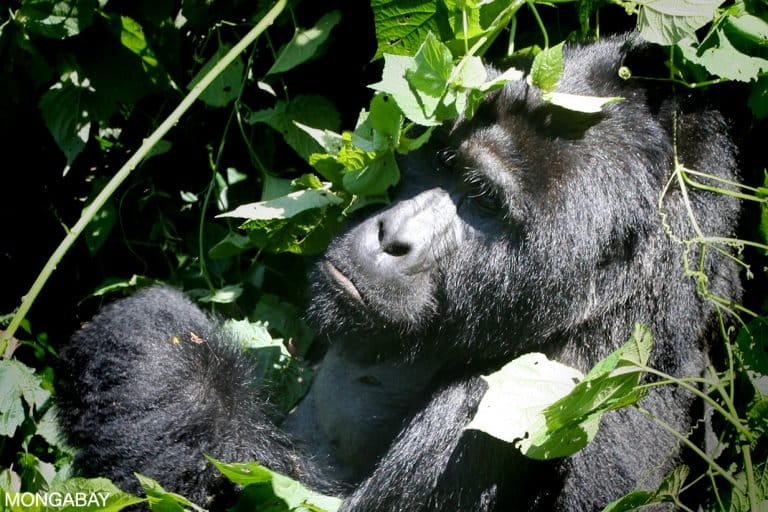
[268,11,341,74]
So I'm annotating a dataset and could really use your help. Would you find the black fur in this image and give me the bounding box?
[58,35,742,511]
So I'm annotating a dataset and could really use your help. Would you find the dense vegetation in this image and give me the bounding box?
[0,0,766,510]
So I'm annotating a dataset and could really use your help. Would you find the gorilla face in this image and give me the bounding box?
[307,40,683,366]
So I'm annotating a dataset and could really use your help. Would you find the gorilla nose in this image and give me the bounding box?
[378,220,412,257]
[354,187,461,275]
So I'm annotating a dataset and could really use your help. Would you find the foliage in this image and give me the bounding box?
[0,0,766,511]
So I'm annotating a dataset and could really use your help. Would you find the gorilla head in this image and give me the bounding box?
[307,35,739,376]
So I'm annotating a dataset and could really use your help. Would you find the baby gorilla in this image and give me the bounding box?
[58,35,742,511]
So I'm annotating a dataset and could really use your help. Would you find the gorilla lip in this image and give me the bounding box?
[323,260,363,303]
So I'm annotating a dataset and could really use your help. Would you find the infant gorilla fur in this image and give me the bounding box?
[58,34,742,511]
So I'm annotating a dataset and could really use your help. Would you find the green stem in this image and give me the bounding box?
[0,0,288,354]
[526,0,549,48]
[742,442,758,512]
[636,406,743,491]
[637,365,752,440]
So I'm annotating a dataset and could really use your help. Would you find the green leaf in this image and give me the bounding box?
[679,29,768,82]
[17,453,55,492]
[84,199,116,256]
[8,477,145,511]
[39,71,94,172]
[18,0,97,39]
[342,151,400,196]
[268,11,341,74]
[736,316,768,375]
[0,360,50,437]
[136,474,204,512]
[723,12,768,53]
[251,295,313,357]
[237,207,343,256]
[106,15,171,88]
[600,466,689,511]
[223,319,285,352]
[530,42,564,93]
[370,54,442,126]
[721,462,768,512]
[209,458,343,512]
[293,123,344,155]
[89,275,153,298]
[542,92,623,113]
[407,32,454,97]
[465,353,584,446]
[209,232,255,259]
[455,55,487,89]
[218,188,343,221]
[188,44,244,107]
[369,94,403,145]
[467,324,653,459]
[371,0,445,59]
[600,490,655,512]
[249,96,341,160]
[748,76,768,119]
[208,458,273,486]
[197,284,243,304]
[637,0,725,46]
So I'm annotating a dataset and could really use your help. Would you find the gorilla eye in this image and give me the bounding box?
[463,174,501,214]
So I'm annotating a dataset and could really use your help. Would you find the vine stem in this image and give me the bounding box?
[0,0,288,355]
[636,407,743,491]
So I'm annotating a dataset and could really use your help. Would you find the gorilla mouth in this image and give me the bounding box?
[323,260,363,303]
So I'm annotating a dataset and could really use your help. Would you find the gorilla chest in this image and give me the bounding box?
[283,344,439,481]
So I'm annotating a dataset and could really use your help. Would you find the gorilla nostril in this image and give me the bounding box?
[382,241,411,257]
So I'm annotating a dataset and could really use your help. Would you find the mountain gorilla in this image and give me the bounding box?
[58,35,741,511]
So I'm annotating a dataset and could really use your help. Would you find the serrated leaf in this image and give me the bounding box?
[188,44,244,107]
[371,0,444,59]
[343,151,400,196]
[238,207,343,256]
[681,29,768,82]
[218,188,343,221]
[268,11,341,75]
[406,32,453,96]
[637,0,726,46]
[0,360,50,437]
[542,92,623,113]
[530,42,564,92]
[370,54,442,126]
[19,0,97,39]
[249,96,341,160]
